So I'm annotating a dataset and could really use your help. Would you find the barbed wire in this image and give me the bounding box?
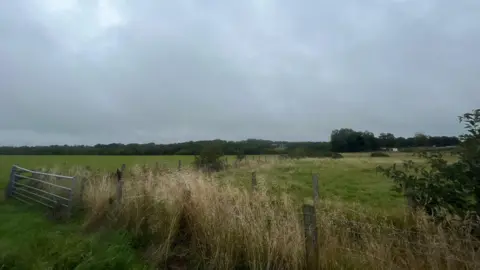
[318,216,480,243]
[334,245,480,268]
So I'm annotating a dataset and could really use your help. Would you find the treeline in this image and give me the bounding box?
[0,129,460,156]
[330,129,460,152]
[0,139,329,156]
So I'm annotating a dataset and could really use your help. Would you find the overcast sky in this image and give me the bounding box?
[0,0,479,146]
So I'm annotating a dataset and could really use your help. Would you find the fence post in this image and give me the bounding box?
[5,165,17,198]
[116,168,124,205]
[265,156,267,162]
[303,204,318,270]
[68,177,76,216]
[178,160,182,171]
[79,177,86,203]
[251,171,257,191]
[312,174,319,205]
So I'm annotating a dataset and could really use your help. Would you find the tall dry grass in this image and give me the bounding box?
[77,165,480,269]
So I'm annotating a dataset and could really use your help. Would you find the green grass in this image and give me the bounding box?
[216,152,457,212]
[0,155,269,187]
[217,157,406,212]
[0,155,194,179]
[0,153,460,268]
[0,153,436,211]
[0,202,148,270]
[0,155,276,269]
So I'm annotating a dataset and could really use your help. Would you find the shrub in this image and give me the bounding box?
[235,150,246,161]
[377,108,480,221]
[370,152,390,157]
[193,144,225,172]
[331,152,344,159]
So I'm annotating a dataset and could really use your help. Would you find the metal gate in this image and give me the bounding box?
[4,165,76,214]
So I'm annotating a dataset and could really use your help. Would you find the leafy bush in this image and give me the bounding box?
[193,144,225,172]
[377,109,480,221]
[331,152,344,159]
[370,152,390,157]
[235,150,246,161]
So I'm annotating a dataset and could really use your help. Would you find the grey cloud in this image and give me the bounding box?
[1,0,479,146]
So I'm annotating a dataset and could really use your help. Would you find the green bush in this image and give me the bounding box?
[377,109,480,221]
[370,152,390,157]
[193,144,225,172]
[331,152,344,159]
[235,150,246,161]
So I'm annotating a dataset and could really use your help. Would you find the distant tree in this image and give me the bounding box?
[395,137,408,148]
[330,128,355,152]
[330,129,380,152]
[378,133,396,148]
[0,131,461,156]
[414,132,429,147]
[362,131,379,152]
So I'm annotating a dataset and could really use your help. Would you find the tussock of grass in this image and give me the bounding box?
[78,165,480,269]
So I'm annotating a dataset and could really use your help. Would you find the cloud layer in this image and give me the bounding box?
[1,0,479,145]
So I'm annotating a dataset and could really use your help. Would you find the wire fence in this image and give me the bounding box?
[5,160,480,269]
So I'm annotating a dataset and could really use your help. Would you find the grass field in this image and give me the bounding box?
[0,153,446,212]
[1,153,476,269]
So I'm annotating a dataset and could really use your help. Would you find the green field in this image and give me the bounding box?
[0,154,413,211]
[0,155,194,178]
[0,153,469,269]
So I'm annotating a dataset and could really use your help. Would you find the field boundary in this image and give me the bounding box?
[4,165,76,216]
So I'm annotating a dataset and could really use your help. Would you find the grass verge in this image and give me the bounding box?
[0,202,147,270]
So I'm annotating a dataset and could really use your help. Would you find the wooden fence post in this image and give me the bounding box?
[5,165,17,199]
[68,177,76,216]
[79,177,86,203]
[178,160,182,171]
[303,204,318,270]
[251,171,257,191]
[116,168,124,205]
[312,174,319,205]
